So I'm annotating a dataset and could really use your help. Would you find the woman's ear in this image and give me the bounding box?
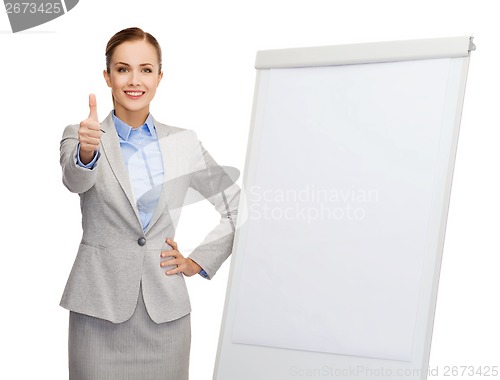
[103,69,112,88]
[157,71,164,87]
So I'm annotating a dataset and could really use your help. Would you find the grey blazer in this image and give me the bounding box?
[59,111,240,324]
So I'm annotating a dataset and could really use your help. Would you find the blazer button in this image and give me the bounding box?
[137,237,146,246]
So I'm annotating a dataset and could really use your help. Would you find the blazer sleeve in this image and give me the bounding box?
[187,140,241,279]
[60,124,101,194]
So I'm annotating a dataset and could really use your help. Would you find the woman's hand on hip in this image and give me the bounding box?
[160,238,202,277]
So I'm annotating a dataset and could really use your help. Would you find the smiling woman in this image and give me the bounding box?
[58,27,240,380]
[103,29,163,128]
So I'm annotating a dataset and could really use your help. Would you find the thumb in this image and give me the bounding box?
[88,93,98,121]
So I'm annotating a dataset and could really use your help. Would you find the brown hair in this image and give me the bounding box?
[105,27,162,73]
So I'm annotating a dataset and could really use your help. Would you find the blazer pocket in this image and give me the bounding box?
[80,240,107,251]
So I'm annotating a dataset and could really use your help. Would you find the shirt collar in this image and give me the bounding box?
[112,111,156,141]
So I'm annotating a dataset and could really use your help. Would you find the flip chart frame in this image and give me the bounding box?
[214,36,474,380]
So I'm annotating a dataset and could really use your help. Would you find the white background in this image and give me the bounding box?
[0,1,498,379]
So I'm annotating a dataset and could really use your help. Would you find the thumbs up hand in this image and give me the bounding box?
[78,94,101,165]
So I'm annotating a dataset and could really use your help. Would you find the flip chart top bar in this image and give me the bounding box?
[255,36,474,69]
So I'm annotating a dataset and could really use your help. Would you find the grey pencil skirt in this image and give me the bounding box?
[68,281,191,380]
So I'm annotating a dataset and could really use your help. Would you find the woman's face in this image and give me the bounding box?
[103,39,163,117]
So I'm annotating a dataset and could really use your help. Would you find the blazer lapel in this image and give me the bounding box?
[143,116,176,235]
[99,112,142,227]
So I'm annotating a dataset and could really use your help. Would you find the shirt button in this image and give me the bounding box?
[138,237,146,246]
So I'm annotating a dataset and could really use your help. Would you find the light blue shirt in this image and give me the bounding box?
[112,112,164,231]
[76,111,208,277]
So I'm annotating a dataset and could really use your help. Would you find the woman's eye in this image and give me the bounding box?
[116,67,152,73]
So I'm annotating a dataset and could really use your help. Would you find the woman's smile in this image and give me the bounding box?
[124,90,146,99]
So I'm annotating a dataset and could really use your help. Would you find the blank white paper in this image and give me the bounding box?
[231,58,453,361]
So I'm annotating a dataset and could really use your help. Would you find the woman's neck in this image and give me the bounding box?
[114,107,150,128]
